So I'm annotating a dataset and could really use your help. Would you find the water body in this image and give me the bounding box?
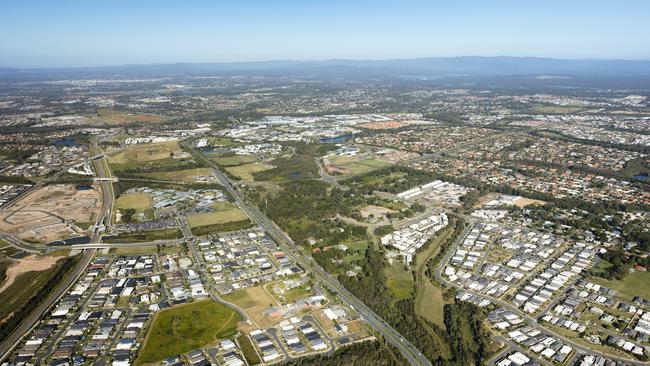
[320,134,351,143]
[633,173,649,181]
[52,137,78,147]
[48,236,91,246]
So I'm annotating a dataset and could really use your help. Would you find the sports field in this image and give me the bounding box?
[136,300,241,365]
[115,192,153,211]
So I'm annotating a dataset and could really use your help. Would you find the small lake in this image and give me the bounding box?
[633,173,649,181]
[52,137,78,147]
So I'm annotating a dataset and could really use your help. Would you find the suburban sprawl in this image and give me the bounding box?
[0,65,649,366]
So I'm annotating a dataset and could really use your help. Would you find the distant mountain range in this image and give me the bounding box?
[2,56,650,80]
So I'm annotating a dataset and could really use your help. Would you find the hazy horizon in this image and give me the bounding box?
[2,0,650,68]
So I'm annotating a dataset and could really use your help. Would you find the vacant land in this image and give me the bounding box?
[358,121,405,129]
[142,168,215,183]
[513,197,545,207]
[225,163,271,181]
[590,271,650,302]
[326,155,392,176]
[385,262,414,301]
[268,280,313,304]
[187,205,248,228]
[211,154,257,167]
[136,300,241,365]
[0,254,72,328]
[359,205,395,219]
[116,192,153,211]
[252,153,319,181]
[533,105,585,114]
[0,184,100,243]
[86,109,167,126]
[237,334,261,365]
[0,254,62,293]
[108,141,184,171]
[222,285,278,328]
[414,219,458,328]
[109,246,158,256]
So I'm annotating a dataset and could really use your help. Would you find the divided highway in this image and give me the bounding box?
[0,140,113,362]
[189,145,432,366]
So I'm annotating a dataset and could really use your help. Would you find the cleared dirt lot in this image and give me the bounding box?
[359,205,395,219]
[0,184,100,243]
[0,254,63,293]
[221,285,279,328]
[358,121,405,129]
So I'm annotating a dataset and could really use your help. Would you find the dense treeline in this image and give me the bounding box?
[252,142,331,181]
[338,248,491,365]
[251,180,368,245]
[346,166,437,195]
[116,160,205,176]
[282,340,407,366]
[0,256,78,343]
[0,175,33,184]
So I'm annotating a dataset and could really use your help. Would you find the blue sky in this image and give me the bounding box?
[1,0,649,68]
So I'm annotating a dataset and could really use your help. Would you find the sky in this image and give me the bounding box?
[1,0,650,68]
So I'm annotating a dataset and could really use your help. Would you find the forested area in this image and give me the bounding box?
[282,340,407,366]
[249,180,368,246]
[338,247,491,366]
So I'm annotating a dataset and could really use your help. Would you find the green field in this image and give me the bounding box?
[142,168,214,182]
[187,206,248,228]
[590,271,650,301]
[385,262,414,301]
[136,300,241,365]
[211,154,257,167]
[328,156,392,175]
[109,141,186,171]
[414,218,458,328]
[190,219,253,236]
[208,137,238,147]
[225,163,271,181]
[116,192,153,211]
[237,335,261,365]
[251,153,319,181]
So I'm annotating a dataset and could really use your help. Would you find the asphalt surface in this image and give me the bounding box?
[188,145,432,366]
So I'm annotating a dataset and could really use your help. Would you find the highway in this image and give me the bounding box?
[0,139,114,362]
[188,144,432,366]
